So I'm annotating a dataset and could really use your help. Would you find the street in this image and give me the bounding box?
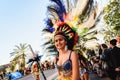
[18,69,111,80]
[19,69,57,80]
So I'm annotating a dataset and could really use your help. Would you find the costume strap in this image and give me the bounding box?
[69,51,72,60]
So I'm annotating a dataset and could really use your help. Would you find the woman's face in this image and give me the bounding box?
[101,46,104,50]
[54,35,67,50]
[109,43,113,48]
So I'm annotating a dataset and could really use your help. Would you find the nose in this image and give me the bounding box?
[57,40,61,44]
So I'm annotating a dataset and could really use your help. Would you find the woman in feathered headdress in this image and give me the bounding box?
[43,0,100,80]
[44,1,80,79]
[54,22,80,80]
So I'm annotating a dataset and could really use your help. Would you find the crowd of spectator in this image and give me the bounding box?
[79,38,120,80]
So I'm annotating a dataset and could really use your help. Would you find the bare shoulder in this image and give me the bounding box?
[71,51,78,59]
[71,50,77,54]
[53,56,57,64]
[54,57,56,62]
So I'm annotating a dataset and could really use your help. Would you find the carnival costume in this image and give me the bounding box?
[43,0,101,79]
[32,62,40,80]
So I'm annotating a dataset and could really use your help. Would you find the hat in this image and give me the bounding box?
[54,22,78,50]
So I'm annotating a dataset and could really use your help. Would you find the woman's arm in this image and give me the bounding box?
[81,60,87,68]
[71,51,80,80]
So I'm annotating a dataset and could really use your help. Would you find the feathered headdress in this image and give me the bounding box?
[43,0,100,50]
[54,22,78,50]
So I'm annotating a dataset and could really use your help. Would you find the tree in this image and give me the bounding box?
[104,0,120,36]
[10,43,28,71]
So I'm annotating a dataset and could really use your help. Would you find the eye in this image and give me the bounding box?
[55,39,58,43]
[55,38,64,43]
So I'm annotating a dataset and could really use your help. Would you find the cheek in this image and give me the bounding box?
[61,41,67,47]
[55,41,66,47]
[54,42,58,46]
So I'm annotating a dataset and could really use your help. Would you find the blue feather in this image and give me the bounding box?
[50,0,66,21]
[44,18,55,33]
[27,59,34,64]
[51,0,66,13]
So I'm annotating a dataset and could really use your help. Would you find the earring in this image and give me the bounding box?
[65,45,68,51]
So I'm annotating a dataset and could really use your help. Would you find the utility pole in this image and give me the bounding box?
[28,45,47,80]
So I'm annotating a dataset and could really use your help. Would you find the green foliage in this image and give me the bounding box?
[10,65,15,71]
[0,67,6,72]
[20,62,25,68]
[10,43,28,71]
[104,0,120,29]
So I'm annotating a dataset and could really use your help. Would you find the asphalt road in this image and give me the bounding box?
[18,69,111,80]
[19,69,57,80]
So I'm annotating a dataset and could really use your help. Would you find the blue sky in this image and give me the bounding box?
[0,0,49,65]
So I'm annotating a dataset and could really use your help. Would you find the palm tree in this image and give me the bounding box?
[10,43,28,71]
